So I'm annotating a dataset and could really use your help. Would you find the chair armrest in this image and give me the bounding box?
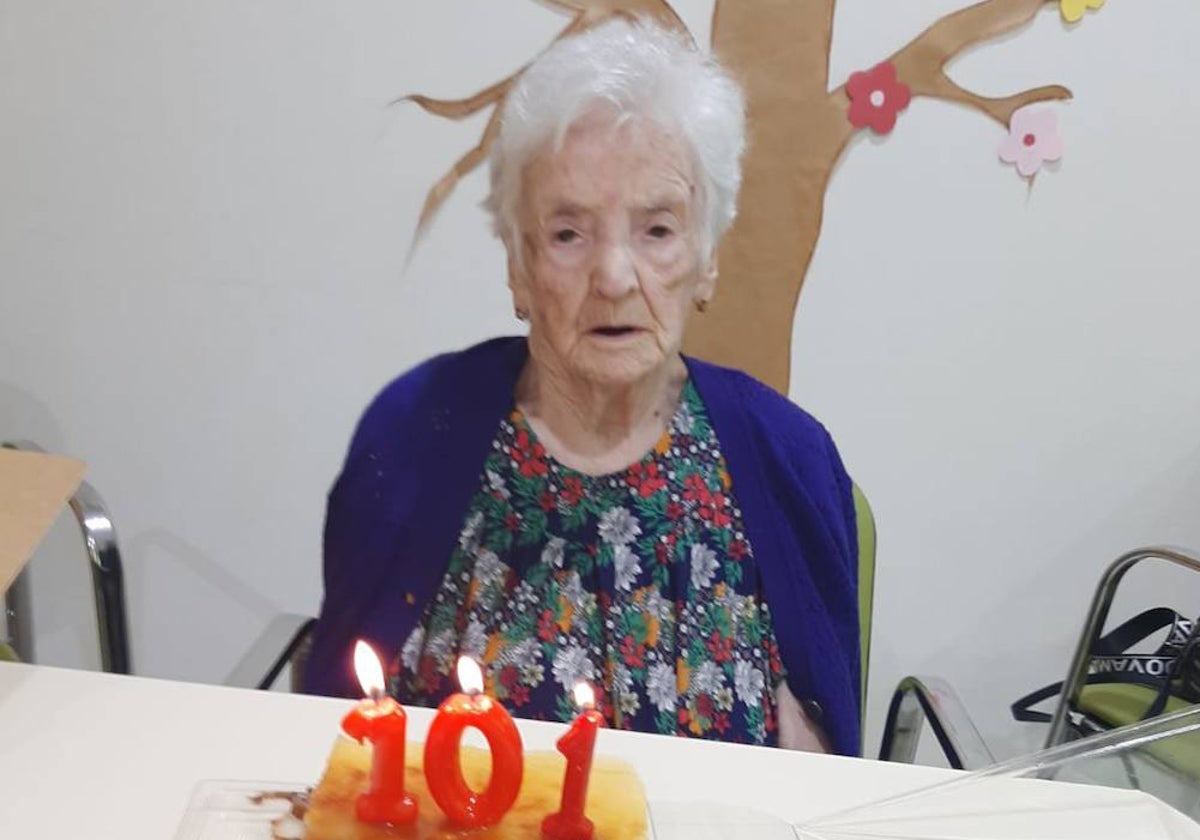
[226,613,316,691]
[879,675,995,770]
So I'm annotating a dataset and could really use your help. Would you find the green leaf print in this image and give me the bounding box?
[519,507,548,546]
[622,611,649,645]
[724,558,744,587]
[651,563,670,589]
[561,501,589,533]
[525,561,551,588]
[633,491,668,522]
[554,692,577,724]
[712,605,733,638]
[744,613,764,647]
[745,704,766,742]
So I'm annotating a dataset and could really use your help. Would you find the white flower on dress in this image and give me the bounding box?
[690,543,719,591]
[691,660,726,696]
[426,629,457,664]
[496,637,540,669]
[613,545,641,592]
[552,645,594,690]
[619,690,641,717]
[560,571,587,612]
[612,663,634,696]
[643,588,672,622]
[521,661,545,685]
[715,686,735,712]
[474,549,505,590]
[646,662,677,714]
[674,402,696,436]
[541,536,566,569]
[461,618,487,659]
[458,511,484,554]
[400,626,425,671]
[486,469,510,500]
[598,507,641,547]
[512,579,538,607]
[734,659,766,708]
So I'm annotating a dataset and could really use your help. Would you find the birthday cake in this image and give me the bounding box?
[303,736,649,840]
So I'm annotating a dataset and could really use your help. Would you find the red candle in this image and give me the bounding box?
[423,657,525,828]
[340,640,418,825]
[542,682,605,840]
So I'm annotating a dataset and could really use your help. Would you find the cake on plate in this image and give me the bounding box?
[303,736,649,840]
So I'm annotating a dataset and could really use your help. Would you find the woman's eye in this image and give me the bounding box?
[553,229,579,244]
[647,225,674,239]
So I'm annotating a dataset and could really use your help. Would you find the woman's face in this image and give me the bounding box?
[510,112,716,389]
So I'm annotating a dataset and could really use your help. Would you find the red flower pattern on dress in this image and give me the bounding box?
[707,631,734,663]
[620,634,646,669]
[683,473,710,504]
[537,608,556,642]
[560,475,584,506]
[512,428,548,477]
[846,61,911,135]
[508,682,530,707]
[626,462,667,498]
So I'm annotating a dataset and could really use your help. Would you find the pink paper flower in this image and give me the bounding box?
[999,106,1063,178]
[846,62,912,135]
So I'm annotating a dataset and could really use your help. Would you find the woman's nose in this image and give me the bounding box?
[592,240,638,299]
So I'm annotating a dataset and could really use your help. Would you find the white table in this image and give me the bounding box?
[0,663,964,838]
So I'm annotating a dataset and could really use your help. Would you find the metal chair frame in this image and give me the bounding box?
[1045,545,1200,748]
[2,440,133,674]
[879,675,996,770]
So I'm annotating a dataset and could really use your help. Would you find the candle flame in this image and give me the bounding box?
[456,656,484,694]
[354,640,386,698]
[573,681,595,710]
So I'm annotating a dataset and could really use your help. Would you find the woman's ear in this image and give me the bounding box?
[696,247,719,306]
[507,240,533,319]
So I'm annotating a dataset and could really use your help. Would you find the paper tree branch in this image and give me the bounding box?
[839,0,1073,126]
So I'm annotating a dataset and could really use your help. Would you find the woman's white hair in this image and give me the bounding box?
[485,16,746,261]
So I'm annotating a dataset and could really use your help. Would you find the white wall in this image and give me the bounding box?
[3,0,1198,762]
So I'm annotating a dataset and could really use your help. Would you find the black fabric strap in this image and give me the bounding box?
[1011,608,1189,725]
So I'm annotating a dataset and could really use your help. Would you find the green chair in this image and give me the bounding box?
[852,483,876,728]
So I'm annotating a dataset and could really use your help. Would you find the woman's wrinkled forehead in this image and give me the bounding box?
[519,111,697,223]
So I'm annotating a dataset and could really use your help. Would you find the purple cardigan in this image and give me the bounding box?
[305,337,861,756]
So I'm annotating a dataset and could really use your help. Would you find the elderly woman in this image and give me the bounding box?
[306,18,860,756]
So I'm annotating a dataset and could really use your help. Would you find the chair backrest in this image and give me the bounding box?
[1,440,133,675]
[852,482,877,730]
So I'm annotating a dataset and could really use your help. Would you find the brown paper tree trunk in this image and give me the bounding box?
[408,0,1075,393]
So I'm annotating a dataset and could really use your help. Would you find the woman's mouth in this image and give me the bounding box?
[591,326,639,338]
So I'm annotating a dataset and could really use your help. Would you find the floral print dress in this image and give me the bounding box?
[394,381,785,745]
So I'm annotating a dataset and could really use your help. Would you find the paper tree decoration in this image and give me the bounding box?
[405,0,1105,392]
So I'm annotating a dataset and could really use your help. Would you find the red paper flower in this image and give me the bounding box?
[846,61,911,135]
